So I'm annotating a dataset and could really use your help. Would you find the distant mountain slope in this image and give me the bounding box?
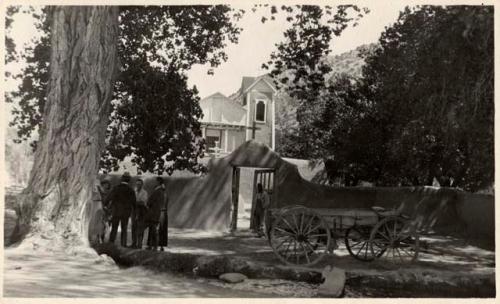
[327,43,377,79]
[274,43,377,153]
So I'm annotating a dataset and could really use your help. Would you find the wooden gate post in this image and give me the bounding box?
[230,166,240,232]
[249,170,259,231]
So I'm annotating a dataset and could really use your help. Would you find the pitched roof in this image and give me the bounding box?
[231,74,277,104]
[200,92,246,126]
[241,77,256,93]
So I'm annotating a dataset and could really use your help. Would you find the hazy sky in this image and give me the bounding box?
[6,4,406,99]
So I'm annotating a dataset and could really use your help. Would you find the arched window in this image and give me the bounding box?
[255,100,266,123]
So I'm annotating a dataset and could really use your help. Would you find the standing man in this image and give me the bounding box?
[132,178,148,249]
[253,183,270,237]
[145,177,166,251]
[105,172,136,247]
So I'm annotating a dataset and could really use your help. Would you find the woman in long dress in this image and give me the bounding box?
[158,207,168,251]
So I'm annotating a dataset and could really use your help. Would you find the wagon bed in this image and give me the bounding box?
[266,205,419,267]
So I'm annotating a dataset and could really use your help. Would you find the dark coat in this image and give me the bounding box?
[146,186,165,223]
[105,183,136,218]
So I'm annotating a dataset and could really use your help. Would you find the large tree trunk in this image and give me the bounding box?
[13,6,119,248]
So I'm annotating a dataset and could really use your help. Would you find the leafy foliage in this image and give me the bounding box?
[6,7,51,148]
[5,6,19,65]
[117,6,243,75]
[105,63,205,174]
[358,5,494,191]
[6,6,244,174]
[261,5,368,99]
[101,6,243,174]
[261,5,368,156]
[279,5,494,191]
[276,44,376,159]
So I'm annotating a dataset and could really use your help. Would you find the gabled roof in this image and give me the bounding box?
[203,92,227,100]
[231,74,277,104]
[241,77,256,93]
[242,74,277,94]
[200,92,246,126]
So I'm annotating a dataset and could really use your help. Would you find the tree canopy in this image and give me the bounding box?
[361,5,494,191]
[261,5,368,157]
[278,5,494,191]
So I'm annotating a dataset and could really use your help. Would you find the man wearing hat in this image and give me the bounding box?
[145,176,166,251]
[132,178,148,249]
[105,172,136,247]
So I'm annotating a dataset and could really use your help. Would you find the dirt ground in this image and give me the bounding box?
[3,246,289,297]
[162,228,495,297]
[170,228,493,267]
[4,208,495,297]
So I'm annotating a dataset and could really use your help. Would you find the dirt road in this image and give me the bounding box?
[3,247,277,298]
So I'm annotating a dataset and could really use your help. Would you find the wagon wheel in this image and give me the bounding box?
[269,207,331,267]
[265,205,308,239]
[344,226,382,262]
[369,216,419,263]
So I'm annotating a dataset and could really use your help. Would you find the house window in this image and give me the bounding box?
[206,136,220,149]
[255,100,266,123]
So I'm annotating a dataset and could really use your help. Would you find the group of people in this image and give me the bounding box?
[98,172,168,251]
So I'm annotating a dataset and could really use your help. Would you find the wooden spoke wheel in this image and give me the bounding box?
[344,225,382,262]
[269,206,331,267]
[369,216,419,263]
[265,205,310,239]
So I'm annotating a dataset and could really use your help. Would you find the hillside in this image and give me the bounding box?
[272,43,377,154]
[327,43,377,79]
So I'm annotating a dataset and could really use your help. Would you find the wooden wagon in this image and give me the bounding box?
[265,205,420,267]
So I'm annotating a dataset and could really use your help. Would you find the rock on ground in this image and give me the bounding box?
[317,266,346,298]
[219,273,248,283]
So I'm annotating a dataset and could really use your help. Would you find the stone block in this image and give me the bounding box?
[219,272,248,283]
[317,266,346,298]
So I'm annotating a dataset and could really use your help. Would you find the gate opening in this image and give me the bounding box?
[230,166,276,231]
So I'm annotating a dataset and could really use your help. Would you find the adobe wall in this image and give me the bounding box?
[273,163,494,240]
[98,160,232,230]
[164,159,232,230]
[97,141,494,240]
[225,141,494,240]
[456,192,495,239]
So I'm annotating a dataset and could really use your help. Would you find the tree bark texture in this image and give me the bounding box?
[14,6,119,247]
